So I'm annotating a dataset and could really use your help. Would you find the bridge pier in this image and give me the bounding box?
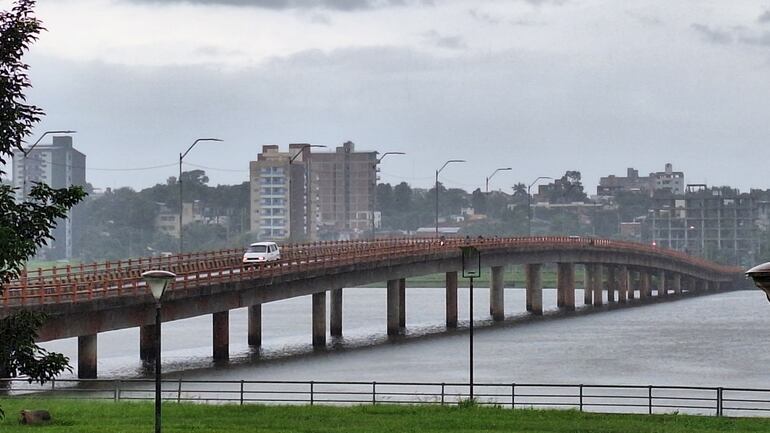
[526,263,542,315]
[672,274,682,295]
[139,324,157,362]
[212,311,229,360]
[490,266,505,321]
[330,288,343,337]
[606,266,617,303]
[557,263,575,311]
[387,279,401,335]
[627,270,637,300]
[399,278,406,328]
[78,334,97,379]
[617,266,629,303]
[312,292,326,347]
[586,264,603,307]
[658,271,667,297]
[248,304,262,347]
[446,271,458,328]
[640,271,651,298]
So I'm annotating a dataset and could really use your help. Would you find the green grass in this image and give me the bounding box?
[2,399,769,432]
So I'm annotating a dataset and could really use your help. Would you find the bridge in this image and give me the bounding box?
[0,236,745,379]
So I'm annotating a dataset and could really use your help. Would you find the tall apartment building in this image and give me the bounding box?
[249,144,313,241]
[310,141,377,239]
[12,135,86,259]
[643,185,758,266]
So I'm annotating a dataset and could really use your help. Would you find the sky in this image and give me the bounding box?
[3,0,770,194]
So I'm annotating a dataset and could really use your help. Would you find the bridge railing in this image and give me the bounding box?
[2,378,767,417]
[1,237,743,307]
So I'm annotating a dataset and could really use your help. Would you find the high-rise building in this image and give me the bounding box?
[12,135,86,259]
[249,144,312,241]
[310,141,377,239]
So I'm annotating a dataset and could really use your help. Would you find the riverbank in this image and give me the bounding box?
[1,399,766,432]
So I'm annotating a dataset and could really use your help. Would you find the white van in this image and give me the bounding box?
[242,242,281,263]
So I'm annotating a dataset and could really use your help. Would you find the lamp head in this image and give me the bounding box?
[747,262,770,302]
[461,245,481,279]
[142,270,177,302]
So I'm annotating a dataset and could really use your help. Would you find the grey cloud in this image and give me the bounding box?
[759,10,770,23]
[123,0,431,11]
[469,9,502,25]
[422,30,466,50]
[691,23,733,45]
[740,31,770,47]
[626,10,663,27]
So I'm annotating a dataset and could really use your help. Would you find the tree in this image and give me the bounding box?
[0,0,86,416]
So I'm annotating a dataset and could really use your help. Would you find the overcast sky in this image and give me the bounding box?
[3,0,770,194]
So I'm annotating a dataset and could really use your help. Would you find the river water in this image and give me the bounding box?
[40,287,770,389]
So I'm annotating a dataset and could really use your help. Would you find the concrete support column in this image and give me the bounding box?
[627,270,637,300]
[606,266,617,303]
[587,264,603,307]
[672,274,682,295]
[658,271,667,297]
[583,265,592,305]
[445,271,458,328]
[387,279,401,335]
[526,263,543,315]
[640,271,651,298]
[212,311,229,360]
[557,263,575,311]
[78,334,97,379]
[139,324,157,362]
[399,278,406,328]
[248,304,262,347]
[330,288,343,337]
[617,266,629,303]
[490,266,505,321]
[312,292,326,347]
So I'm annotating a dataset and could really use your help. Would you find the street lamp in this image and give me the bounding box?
[288,144,326,241]
[435,160,466,236]
[485,167,512,193]
[141,270,177,433]
[372,151,406,239]
[747,262,770,301]
[179,138,222,253]
[21,130,77,200]
[460,245,481,401]
[527,176,553,236]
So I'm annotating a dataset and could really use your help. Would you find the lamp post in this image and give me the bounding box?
[288,144,326,241]
[527,176,553,236]
[372,151,405,239]
[179,138,222,253]
[485,167,512,194]
[21,130,76,200]
[461,245,481,401]
[141,270,177,433]
[435,160,466,236]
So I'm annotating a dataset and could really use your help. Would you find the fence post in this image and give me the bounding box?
[114,380,120,402]
[240,380,245,406]
[511,383,515,409]
[310,381,314,406]
[177,378,182,403]
[372,381,377,405]
[441,383,445,406]
[579,385,583,412]
[648,385,653,415]
[717,387,723,417]
[51,378,56,392]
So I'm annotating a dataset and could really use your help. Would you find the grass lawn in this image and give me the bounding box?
[2,399,769,432]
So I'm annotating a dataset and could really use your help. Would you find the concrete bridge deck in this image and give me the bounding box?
[0,236,745,379]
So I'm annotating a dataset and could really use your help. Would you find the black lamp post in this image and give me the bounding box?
[371,151,405,239]
[485,167,511,193]
[747,262,770,301]
[142,270,177,433]
[527,176,553,236]
[435,160,466,236]
[461,245,481,400]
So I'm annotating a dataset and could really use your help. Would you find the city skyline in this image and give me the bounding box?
[0,0,768,194]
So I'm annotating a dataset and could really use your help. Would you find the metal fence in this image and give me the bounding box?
[3,378,770,417]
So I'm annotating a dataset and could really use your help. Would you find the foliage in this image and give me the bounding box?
[0,0,85,419]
